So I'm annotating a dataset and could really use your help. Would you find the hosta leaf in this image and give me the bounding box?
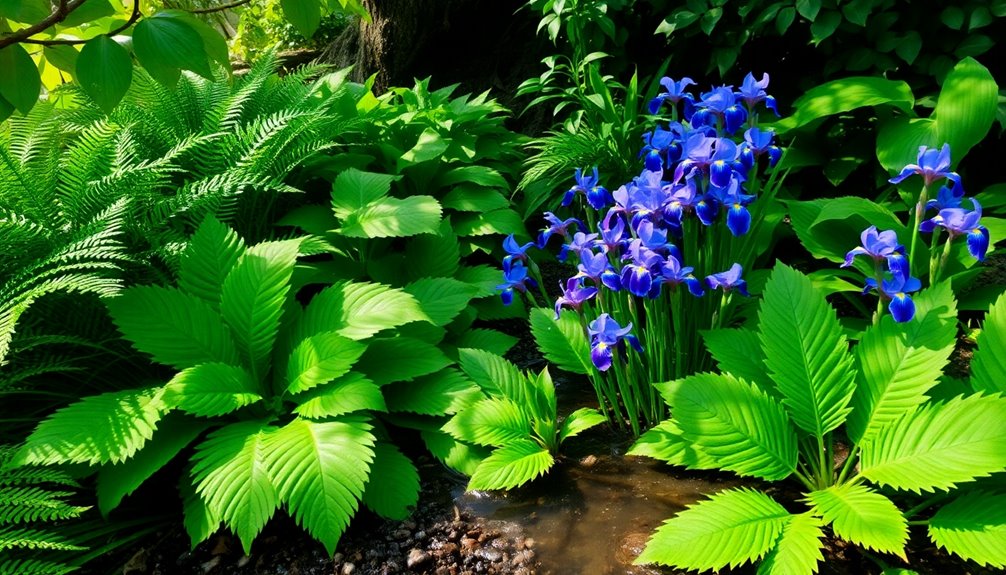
[190,421,279,553]
[971,291,1006,393]
[661,373,798,481]
[626,419,716,469]
[848,283,957,443]
[457,348,528,403]
[330,169,396,218]
[702,328,775,394]
[468,439,554,491]
[361,443,420,520]
[757,513,825,575]
[530,308,591,375]
[442,397,531,447]
[860,393,1006,492]
[928,491,1006,568]
[179,216,246,309]
[354,338,452,386]
[635,488,789,570]
[404,278,477,326]
[285,332,367,394]
[806,484,908,557]
[441,186,510,212]
[405,219,460,281]
[557,407,605,443]
[163,363,261,417]
[456,264,503,298]
[18,388,168,465]
[292,372,385,418]
[221,239,301,378]
[299,281,429,341]
[383,368,482,415]
[453,208,524,237]
[338,196,442,238]
[450,329,518,356]
[421,429,489,476]
[759,264,856,438]
[435,165,508,190]
[264,417,376,555]
[107,286,240,370]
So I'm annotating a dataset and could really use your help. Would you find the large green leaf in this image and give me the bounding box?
[76,36,132,113]
[770,77,913,134]
[0,44,40,114]
[285,332,367,394]
[787,198,907,266]
[405,219,460,281]
[107,286,240,370]
[970,292,1006,393]
[442,397,531,448]
[441,186,510,212]
[758,264,856,438]
[450,329,518,357]
[330,169,396,218]
[660,373,798,481]
[299,281,429,341]
[264,417,376,555]
[635,488,789,570]
[398,127,449,170]
[457,347,527,403]
[221,239,300,378]
[928,491,1006,568]
[702,328,774,394]
[338,196,442,238]
[626,419,716,469]
[847,282,957,443]
[529,308,591,375]
[860,394,1006,492]
[453,208,525,237]
[178,216,246,309]
[292,372,385,419]
[163,363,262,417]
[354,337,452,386]
[18,388,168,466]
[468,439,554,491]
[404,278,477,326]
[383,368,482,415]
[557,407,605,444]
[420,429,489,476]
[361,443,420,520]
[280,0,321,38]
[190,421,278,553]
[806,484,908,557]
[757,513,825,575]
[132,13,213,85]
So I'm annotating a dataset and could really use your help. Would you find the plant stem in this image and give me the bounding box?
[836,445,859,485]
[934,234,956,284]
[902,492,952,519]
[872,261,886,326]
[908,183,930,270]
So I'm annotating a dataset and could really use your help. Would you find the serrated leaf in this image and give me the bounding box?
[292,372,385,418]
[76,36,132,113]
[0,44,40,114]
[383,368,482,415]
[457,348,527,403]
[468,439,554,491]
[759,264,856,438]
[702,328,774,394]
[442,397,531,448]
[330,169,396,218]
[405,219,460,281]
[928,491,1006,568]
[435,165,508,189]
[133,14,212,85]
[626,419,716,469]
[971,291,1006,393]
[398,127,449,170]
[806,484,907,557]
[286,332,367,394]
[757,512,825,575]
[163,363,262,417]
[860,393,1006,492]
[179,216,246,308]
[362,443,419,520]
[453,208,524,237]
[354,338,452,386]
[450,329,518,356]
[848,283,957,443]
[441,186,510,212]
[299,281,429,341]
[181,471,218,548]
[529,308,591,375]
[404,278,477,326]
[338,196,442,238]
[635,488,789,570]
[421,429,489,476]
[557,407,604,443]
[456,265,503,298]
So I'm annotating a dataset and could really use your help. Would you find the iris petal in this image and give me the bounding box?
[968,226,990,261]
[889,293,916,323]
[591,343,613,371]
[727,204,751,236]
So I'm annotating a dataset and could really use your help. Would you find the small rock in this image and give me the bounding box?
[511,550,534,566]
[460,537,478,553]
[341,562,356,575]
[476,548,503,562]
[407,548,431,569]
[579,454,598,467]
[200,556,220,574]
[236,555,251,568]
[333,553,344,563]
[523,538,535,549]
[514,568,533,575]
[393,529,411,540]
[448,530,460,541]
[435,568,450,575]
[415,530,426,540]
[438,542,459,557]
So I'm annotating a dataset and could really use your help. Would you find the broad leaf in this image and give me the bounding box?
[338,196,442,238]
[530,308,591,375]
[0,44,41,114]
[770,77,913,134]
[702,328,774,394]
[179,216,246,308]
[404,278,477,326]
[453,208,525,237]
[163,363,262,417]
[928,491,1006,568]
[299,281,429,341]
[285,332,367,394]
[759,264,856,438]
[806,484,907,557]
[421,429,489,476]
[361,443,419,520]
[76,36,132,113]
[405,219,460,280]
[457,347,527,403]
[383,368,482,416]
[441,186,509,212]
[468,439,554,491]
[757,513,825,575]
[626,419,716,469]
[181,468,219,548]
[292,372,385,418]
[860,394,1006,492]
[557,407,605,443]
[456,264,504,298]
[281,0,321,37]
[442,397,530,448]
[354,337,452,386]
[450,328,518,356]
[970,292,1006,393]
[635,488,789,570]
[330,169,396,218]
[132,13,213,85]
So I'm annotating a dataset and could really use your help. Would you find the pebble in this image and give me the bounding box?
[476,548,503,562]
[341,562,356,574]
[523,538,535,549]
[407,548,431,569]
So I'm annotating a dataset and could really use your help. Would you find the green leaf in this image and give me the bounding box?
[626,419,716,469]
[264,417,376,554]
[558,407,605,444]
[456,265,504,298]
[163,363,262,417]
[60,0,115,26]
[661,373,798,481]
[860,393,1006,492]
[0,94,12,122]
[404,278,477,326]
[928,491,1006,568]
[398,127,449,170]
[0,44,40,114]
[771,77,913,133]
[457,347,527,403]
[775,7,796,34]
[635,488,789,570]
[421,429,489,476]
[529,308,591,375]
[339,196,442,238]
[701,328,774,394]
[442,397,531,448]
[361,443,419,520]
[810,10,840,43]
[441,186,510,212]
[354,338,452,386]
[299,281,429,341]
[191,421,278,553]
[331,169,395,217]
[434,165,508,190]
[43,45,79,74]
[405,219,460,280]
[281,0,321,38]
[848,283,957,443]
[806,484,908,557]
[795,0,821,20]
[450,329,518,356]
[179,216,246,308]
[108,286,240,370]
[181,469,219,548]
[132,13,213,85]
[286,332,367,394]
[757,513,825,575]
[453,208,524,237]
[97,415,207,516]
[221,239,300,377]
[970,292,1006,393]
[895,31,922,65]
[156,9,229,67]
[759,264,856,438]
[787,197,907,265]
[468,439,554,491]
[383,368,482,415]
[18,388,167,466]
[292,372,385,418]
[75,36,131,114]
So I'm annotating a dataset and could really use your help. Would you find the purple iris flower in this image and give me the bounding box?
[889,144,961,187]
[497,263,538,306]
[558,231,599,263]
[710,177,756,236]
[599,212,627,255]
[641,127,677,172]
[691,87,748,134]
[648,77,696,114]
[554,277,598,319]
[841,226,908,278]
[561,167,599,207]
[587,313,643,371]
[864,273,922,323]
[620,242,664,298]
[736,72,780,116]
[919,198,990,261]
[705,263,749,296]
[663,178,701,230]
[502,234,535,273]
[926,180,965,211]
[635,219,668,250]
[576,248,621,291]
[740,127,782,169]
[538,212,585,248]
[660,255,704,297]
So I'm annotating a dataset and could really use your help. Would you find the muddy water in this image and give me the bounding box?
[455,442,736,575]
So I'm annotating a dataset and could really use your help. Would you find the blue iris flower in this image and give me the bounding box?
[864,273,922,323]
[841,226,908,278]
[919,198,990,261]
[739,127,782,169]
[660,255,704,296]
[502,234,535,273]
[663,178,701,231]
[648,76,696,114]
[620,242,664,298]
[926,180,965,211]
[587,313,643,371]
[692,87,748,134]
[705,263,749,296]
[641,127,677,171]
[554,277,598,319]
[561,167,613,211]
[576,248,621,291]
[558,231,599,263]
[635,219,669,250]
[711,177,756,236]
[497,263,538,306]
[538,212,585,248]
[889,144,961,187]
[736,72,780,116]
[598,212,627,255]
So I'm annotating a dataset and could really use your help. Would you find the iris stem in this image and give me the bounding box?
[908,183,929,270]
[927,230,942,283]
[872,261,885,326]
[935,234,956,284]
